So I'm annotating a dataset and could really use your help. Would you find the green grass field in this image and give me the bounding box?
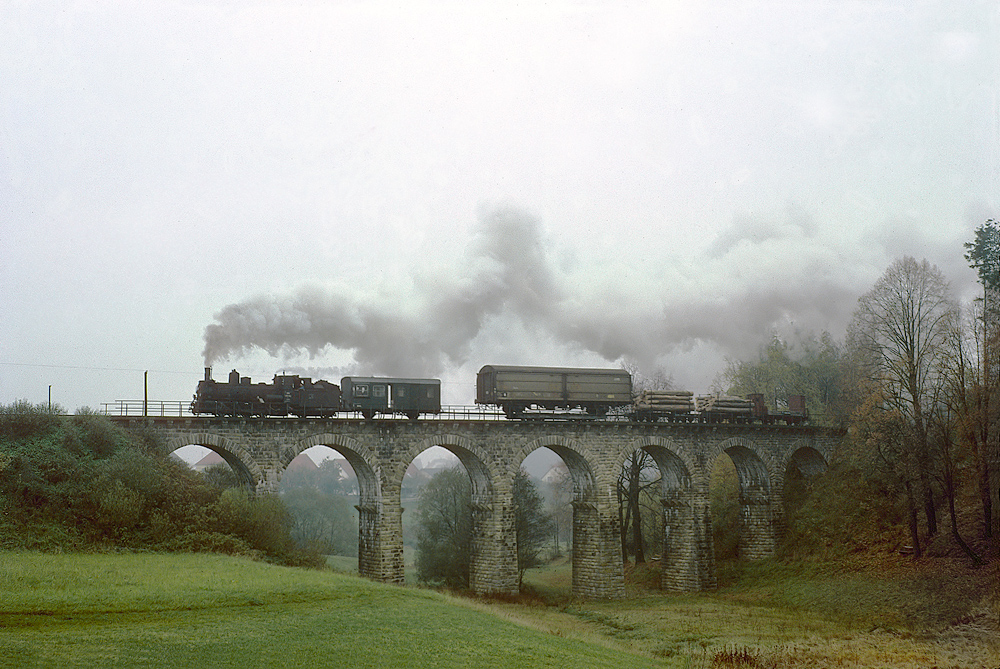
[0,552,661,669]
[1,552,997,668]
[514,556,1000,668]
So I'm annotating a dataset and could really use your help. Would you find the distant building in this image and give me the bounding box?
[192,450,225,473]
[192,451,319,474]
[541,462,569,485]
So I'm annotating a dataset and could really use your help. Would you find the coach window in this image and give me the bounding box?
[354,384,369,398]
[374,385,387,398]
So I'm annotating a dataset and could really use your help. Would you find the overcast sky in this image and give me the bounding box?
[2,0,998,413]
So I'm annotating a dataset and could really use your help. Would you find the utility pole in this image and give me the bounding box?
[48,385,51,411]
[144,371,148,417]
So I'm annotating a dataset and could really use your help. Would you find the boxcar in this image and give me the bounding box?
[340,377,441,420]
[476,365,632,418]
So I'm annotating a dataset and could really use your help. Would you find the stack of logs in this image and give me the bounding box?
[695,394,751,414]
[634,389,695,413]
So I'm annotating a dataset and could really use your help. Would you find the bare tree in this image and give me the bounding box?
[848,256,959,545]
[617,450,661,564]
[617,361,669,564]
[939,301,997,541]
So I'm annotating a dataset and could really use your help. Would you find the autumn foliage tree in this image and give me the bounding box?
[722,332,845,427]
[846,256,959,555]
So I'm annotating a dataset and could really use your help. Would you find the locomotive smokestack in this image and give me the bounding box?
[205,367,212,382]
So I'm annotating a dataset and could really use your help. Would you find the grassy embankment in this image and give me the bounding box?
[3,551,997,669]
[514,556,1000,668]
[0,552,659,669]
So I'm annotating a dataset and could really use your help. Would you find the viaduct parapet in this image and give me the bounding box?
[112,417,842,599]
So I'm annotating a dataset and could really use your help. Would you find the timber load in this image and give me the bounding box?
[634,389,695,412]
[695,394,752,414]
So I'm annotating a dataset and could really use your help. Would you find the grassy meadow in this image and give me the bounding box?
[1,552,997,668]
[516,557,1000,668]
[0,552,660,669]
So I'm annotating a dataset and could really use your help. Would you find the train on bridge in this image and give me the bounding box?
[191,366,808,425]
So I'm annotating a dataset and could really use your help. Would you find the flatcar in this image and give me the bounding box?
[475,365,633,418]
[748,393,808,425]
[633,389,808,424]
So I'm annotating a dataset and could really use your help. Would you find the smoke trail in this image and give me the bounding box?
[202,205,562,376]
[202,203,875,377]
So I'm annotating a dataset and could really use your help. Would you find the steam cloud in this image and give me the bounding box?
[202,204,872,378]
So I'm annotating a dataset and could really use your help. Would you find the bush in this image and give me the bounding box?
[0,402,321,566]
[0,401,63,440]
[780,462,901,560]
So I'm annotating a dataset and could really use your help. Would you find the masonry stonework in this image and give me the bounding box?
[113,417,841,600]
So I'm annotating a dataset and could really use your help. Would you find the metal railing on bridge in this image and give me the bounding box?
[101,400,193,417]
[99,401,511,421]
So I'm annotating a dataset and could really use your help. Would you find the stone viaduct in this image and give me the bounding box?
[111,416,842,599]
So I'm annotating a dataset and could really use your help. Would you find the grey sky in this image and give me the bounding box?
[2,1,997,412]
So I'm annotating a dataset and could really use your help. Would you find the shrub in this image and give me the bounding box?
[0,402,319,566]
[0,401,63,440]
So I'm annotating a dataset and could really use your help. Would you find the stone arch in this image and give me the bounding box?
[619,437,707,591]
[518,436,597,504]
[164,434,259,491]
[403,433,512,595]
[518,436,622,599]
[404,433,497,505]
[776,441,830,543]
[292,434,385,581]
[709,437,772,496]
[616,436,697,489]
[292,434,380,506]
[782,442,829,480]
[709,436,775,561]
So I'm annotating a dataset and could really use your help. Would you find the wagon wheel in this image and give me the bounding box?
[406,411,420,421]
[362,408,375,421]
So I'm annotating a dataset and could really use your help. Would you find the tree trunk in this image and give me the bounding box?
[980,460,994,539]
[630,457,645,564]
[905,479,921,559]
[946,469,984,565]
[911,397,938,537]
[617,481,628,563]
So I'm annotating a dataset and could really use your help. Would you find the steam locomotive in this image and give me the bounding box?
[191,365,807,424]
[190,368,441,420]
